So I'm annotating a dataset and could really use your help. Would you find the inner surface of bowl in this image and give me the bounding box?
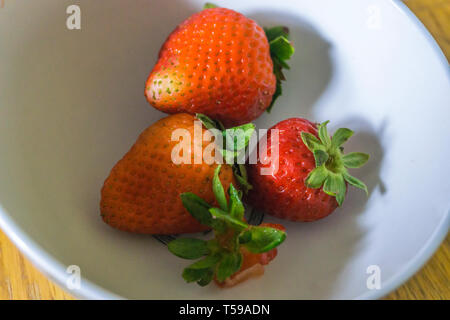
[0,0,449,299]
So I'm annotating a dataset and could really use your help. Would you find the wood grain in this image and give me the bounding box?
[385,235,450,300]
[0,230,73,300]
[404,0,450,61]
[0,0,449,300]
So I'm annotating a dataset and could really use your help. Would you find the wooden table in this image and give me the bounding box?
[0,0,449,300]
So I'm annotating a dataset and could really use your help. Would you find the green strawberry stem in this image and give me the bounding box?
[300,121,370,206]
[168,165,286,286]
[264,26,295,112]
[203,3,218,9]
[196,113,254,194]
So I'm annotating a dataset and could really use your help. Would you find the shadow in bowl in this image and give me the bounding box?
[249,9,334,127]
[336,116,386,216]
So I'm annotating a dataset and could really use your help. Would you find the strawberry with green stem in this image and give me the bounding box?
[168,165,286,287]
[145,3,294,127]
[247,118,370,222]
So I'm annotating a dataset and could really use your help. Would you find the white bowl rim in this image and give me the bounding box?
[0,0,449,300]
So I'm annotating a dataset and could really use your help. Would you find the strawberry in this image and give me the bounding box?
[144,4,294,127]
[246,118,369,222]
[100,113,238,234]
[167,166,286,287]
[215,223,285,288]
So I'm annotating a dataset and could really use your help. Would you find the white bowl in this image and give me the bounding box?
[0,0,448,299]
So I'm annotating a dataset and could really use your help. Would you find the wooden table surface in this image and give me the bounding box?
[0,0,449,300]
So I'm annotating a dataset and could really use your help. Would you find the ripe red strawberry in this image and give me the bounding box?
[246,118,369,222]
[100,113,237,234]
[144,5,294,127]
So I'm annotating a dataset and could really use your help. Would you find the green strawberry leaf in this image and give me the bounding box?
[264,26,294,113]
[228,184,244,220]
[336,177,347,206]
[238,230,252,244]
[223,123,255,153]
[305,166,329,189]
[266,80,282,113]
[180,192,213,227]
[233,164,253,194]
[182,253,221,284]
[272,54,290,70]
[203,3,218,9]
[342,152,370,168]
[323,173,346,206]
[269,36,295,61]
[186,253,221,270]
[264,26,290,42]
[196,113,218,130]
[244,226,286,254]
[216,252,242,282]
[313,149,329,167]
[343,172,368,195]
[209,208,248,231]
[331,128,354,147]
[221,123,255,164]
[323,173,338,196]
[196,268,214,286]
[196,113,225,131]
[212,165,228,211]
[317,121,331,147]
[300,132,324,152]
[207,239,221,252]
[168,238,210,259]
[233,172,253,193]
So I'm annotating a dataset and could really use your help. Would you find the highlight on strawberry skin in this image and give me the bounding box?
[167,165,286,287]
